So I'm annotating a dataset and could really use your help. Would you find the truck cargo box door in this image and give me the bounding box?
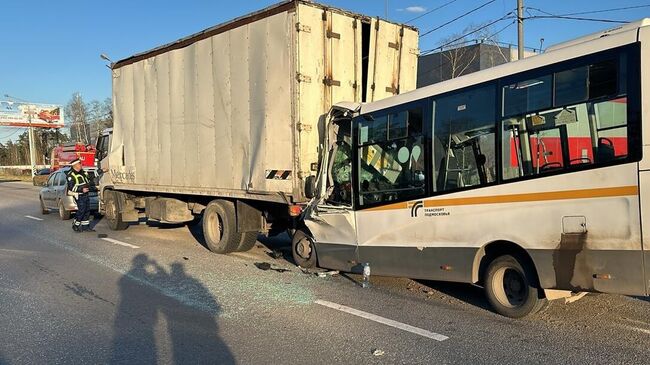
[366,19,419,102]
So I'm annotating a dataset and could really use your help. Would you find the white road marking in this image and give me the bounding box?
[315,299,449,341]
[624,325,650,335]
[100,237,140,249]
[24,215,43,221]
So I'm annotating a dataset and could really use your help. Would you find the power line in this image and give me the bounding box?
[406,0,461,24]
[0,127,27,141]
[422,14,515,55]
[530,5,650,18]
[418,19,519,77]
[420,0,499,38]
[525,15,630,24]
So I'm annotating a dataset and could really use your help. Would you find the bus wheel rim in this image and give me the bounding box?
[296,238,312,259]
[493,267,527,308]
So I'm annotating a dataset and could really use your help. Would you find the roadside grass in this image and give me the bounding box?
[0,174,33,183]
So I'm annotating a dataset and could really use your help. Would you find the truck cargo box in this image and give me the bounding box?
[104,0,419,204]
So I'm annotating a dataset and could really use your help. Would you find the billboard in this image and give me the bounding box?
[0,100,64,128]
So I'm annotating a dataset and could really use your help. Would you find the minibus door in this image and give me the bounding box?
[304,108,359,272]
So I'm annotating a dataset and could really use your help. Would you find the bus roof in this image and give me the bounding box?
[546,18,650,52]
[360,18,648,115]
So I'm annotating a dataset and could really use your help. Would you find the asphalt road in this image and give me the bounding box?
[0,179,648,364]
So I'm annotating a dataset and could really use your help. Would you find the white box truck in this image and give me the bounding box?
[96,0,419,253]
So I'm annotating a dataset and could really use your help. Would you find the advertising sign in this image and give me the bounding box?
[0,100,64,128]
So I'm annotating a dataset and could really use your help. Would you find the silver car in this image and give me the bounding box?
[39,168,99,220]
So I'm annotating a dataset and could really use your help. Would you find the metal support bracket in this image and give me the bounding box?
[323,77,341,87]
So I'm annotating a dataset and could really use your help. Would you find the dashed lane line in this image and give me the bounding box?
[100,237,140,249]
[24,215,43,221]
[315,299,449,341]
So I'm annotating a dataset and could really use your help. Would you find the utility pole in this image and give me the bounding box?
[26,105,37,177]
[5,94,38,176]
[385,0,388,19]
[517,0,524,60]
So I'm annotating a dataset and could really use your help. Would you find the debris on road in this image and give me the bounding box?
[256,262,272,270]
[317,270,340,278]
[371,349,385,357]
[182,256,189,260]
[97,234,108,238]
[254,262,291,273]
[267,250,283,259]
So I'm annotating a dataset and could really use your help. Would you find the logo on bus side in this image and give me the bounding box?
[409,200,424,217]
[408,200,451,218]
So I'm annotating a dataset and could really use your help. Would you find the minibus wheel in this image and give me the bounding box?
[292,229,317,268]
[484,255,546,318]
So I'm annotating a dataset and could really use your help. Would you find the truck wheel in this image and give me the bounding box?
[235,232,258,252]
[105,190,129,231]
[40,196,49,215]
[292,229,317,268]
[484,255,546,318]
[58,200,71,220]
[202,200,240,254]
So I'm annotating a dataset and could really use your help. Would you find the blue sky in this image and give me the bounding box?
[1,0,649,141]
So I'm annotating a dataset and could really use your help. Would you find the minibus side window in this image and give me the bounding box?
[502,56,627,180]
[357,108,426,206]
[432,85,497,192]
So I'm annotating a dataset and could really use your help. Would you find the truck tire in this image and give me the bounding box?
[105,190,129,231]
[292,229,317,268]
[58,200,71,220]
[235,232,258,252]
[484,255,547,318]
[202,200,240,254]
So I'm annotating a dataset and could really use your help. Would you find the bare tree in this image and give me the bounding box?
[438,22,508,79]
[65,92,90,144]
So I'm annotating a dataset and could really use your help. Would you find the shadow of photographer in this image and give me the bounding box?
[110,254,234,364]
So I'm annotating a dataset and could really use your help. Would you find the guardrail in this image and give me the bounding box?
[0,165,48,169]
[0,165,49,177]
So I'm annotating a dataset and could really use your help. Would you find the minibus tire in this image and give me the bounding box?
[484,255,546,318]
[202,200,240,254]
[292,230,317,268]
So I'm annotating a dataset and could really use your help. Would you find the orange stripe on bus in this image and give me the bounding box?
[366,186,639,212]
